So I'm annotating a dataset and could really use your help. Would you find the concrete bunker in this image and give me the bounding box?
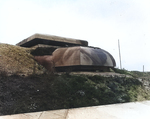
[16,33,116,72]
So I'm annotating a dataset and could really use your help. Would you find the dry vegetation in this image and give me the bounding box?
[0,43,44,75]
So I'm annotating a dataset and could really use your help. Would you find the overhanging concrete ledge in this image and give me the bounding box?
[1,101,150,119]
[16,34,88,47]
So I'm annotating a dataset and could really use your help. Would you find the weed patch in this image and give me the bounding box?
[0,73,150,115]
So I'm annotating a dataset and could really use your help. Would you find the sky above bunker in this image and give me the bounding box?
[0,0,150,71]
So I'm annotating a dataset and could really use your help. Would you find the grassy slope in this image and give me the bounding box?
[0,43,44,75]
[0,43,150,115]
[0,73,150,115]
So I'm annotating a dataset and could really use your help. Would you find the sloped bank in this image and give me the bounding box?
[0,43,44,75]
[0,73,150,115]
[0,43,150,116]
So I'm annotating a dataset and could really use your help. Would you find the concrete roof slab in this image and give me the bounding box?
[16,34,88,47]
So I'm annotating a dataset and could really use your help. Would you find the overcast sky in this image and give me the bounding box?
[0,0,150,71]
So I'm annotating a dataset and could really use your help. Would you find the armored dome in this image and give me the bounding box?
[52,46,116,71]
